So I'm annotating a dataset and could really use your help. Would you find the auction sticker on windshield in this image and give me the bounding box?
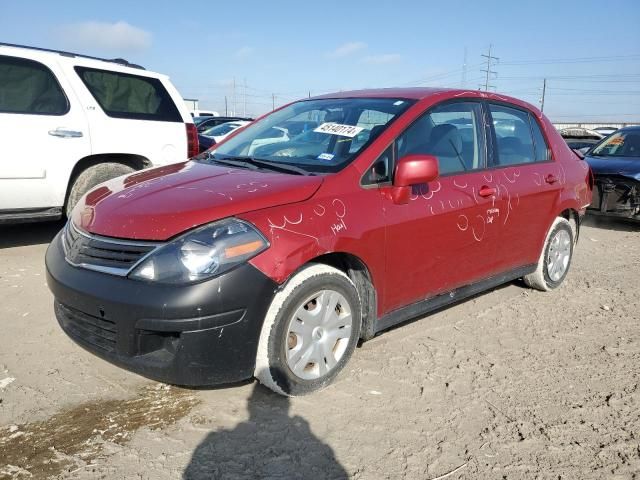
[314,123,364,138]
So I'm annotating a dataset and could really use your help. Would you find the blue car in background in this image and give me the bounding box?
[585,126,640,220]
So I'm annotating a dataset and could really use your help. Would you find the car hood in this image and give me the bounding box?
[585,155,640,181]
[72,161,323,241]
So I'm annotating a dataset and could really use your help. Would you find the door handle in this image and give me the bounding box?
[545,174,558,184]
[48,128,83,138]
[478,185,496,197]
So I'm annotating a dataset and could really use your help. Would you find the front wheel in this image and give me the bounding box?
[255,264,362,396]
[524,217,574,291]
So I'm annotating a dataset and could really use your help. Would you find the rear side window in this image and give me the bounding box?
[528,114,551,161]
[75,67,181,122]
[0,55,68,115]
[489,104,536,166]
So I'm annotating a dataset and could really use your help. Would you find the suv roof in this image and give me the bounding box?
[0,42,145,70]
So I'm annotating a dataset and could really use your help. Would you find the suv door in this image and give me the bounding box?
[486,103,561,270]
[0,54,90,210]
[376,101,504,313]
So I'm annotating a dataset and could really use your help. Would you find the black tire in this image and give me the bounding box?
[255,264,362,396]
[66,162,135,217]
[524,217,574,291]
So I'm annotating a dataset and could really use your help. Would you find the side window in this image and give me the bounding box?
[396,102,485,175]
[489,104,536,166]
[362,145,392,185]
[0,55,68,115]
[528,114,551,161]
[74,67,181,122]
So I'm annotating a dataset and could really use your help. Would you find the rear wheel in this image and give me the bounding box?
[255,264,362,396]
[524,217,574,291]
[66,163,135,216]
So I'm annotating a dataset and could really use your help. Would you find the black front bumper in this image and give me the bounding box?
[46,231,278,386]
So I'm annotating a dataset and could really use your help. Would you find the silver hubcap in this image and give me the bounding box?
[547,229,571,282]
[285,289,353,380]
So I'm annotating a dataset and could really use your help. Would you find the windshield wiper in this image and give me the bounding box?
[219,155,314,176]
[206,154,258,170]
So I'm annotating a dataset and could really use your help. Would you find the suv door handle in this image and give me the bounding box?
[478,185,496,197]
[48,128,83,138]
[545,174,558,184]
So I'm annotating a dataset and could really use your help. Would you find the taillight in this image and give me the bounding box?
[186,123,199,158]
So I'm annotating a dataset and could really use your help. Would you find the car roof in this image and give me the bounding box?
[309,87,539,112]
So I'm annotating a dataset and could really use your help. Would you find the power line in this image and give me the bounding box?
[500,53,640,66]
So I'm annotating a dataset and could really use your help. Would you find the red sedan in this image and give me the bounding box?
[46,88,593,396]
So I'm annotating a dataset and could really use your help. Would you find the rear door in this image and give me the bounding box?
[379,100,504,313]
[68,63,188,165]
[486,103,561,269]
[0,53,90,210]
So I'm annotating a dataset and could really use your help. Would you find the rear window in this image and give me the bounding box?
[0,55,68,115]
[75,66,181,122]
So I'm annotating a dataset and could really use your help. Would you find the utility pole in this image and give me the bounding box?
[224,95,228,116]
[480,44,499,91]
[540,78,547,112]
[272,93,275,111]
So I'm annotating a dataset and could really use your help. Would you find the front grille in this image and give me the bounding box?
[56,302,117,354]
[62,222,159,275]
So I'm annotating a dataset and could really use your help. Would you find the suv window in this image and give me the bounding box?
[396,102,485,175]
[489,104,537,166]
[0,55,68,115]
[75,67,181,122]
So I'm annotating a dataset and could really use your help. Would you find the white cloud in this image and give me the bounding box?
[326,41,367,58]
[233,46,254,59]
[361,53,402,65]
[56,21,152,52]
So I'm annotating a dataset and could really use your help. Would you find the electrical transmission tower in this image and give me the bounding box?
[480,44,499,91]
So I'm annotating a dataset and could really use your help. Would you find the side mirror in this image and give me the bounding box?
[572,148,585,160]
[390,155,439,204]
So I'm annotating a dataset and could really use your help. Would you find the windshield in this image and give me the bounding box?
[203,122,243,137]
[210,97,414,173]
[590,129,640,158]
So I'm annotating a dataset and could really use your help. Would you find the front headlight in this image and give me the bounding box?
[129,219,268,284]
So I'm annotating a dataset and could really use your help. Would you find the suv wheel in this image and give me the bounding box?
[524,217,574,291]
[255,264,362,396]
[66,163,135,217]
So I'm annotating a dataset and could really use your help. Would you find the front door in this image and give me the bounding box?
[381,100,506,313]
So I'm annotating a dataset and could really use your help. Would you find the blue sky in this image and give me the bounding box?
[2,0,639,121]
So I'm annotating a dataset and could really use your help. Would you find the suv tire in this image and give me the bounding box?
[255,264,362,396]
[66,163,135,217]
[524,217,574,291]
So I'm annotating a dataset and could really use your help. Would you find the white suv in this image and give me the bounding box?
[0,43,198,222]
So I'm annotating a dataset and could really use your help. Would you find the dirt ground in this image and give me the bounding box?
[0,216,638,480]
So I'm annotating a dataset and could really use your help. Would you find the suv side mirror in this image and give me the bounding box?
[390,155,439,204]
